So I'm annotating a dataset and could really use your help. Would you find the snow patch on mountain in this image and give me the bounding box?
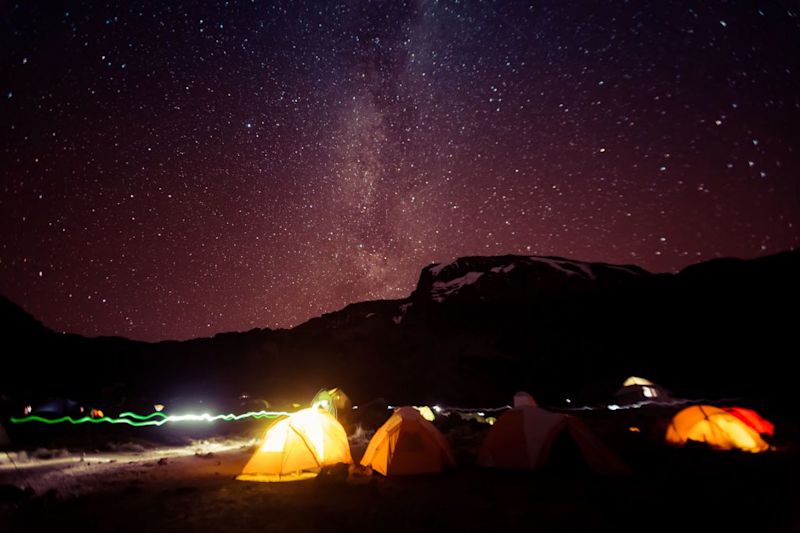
[414,254,650,301]
[529,257,596,279]
[490,263,516,274]
[431,272,483,302]
[605,264,643,276]
[429,262,449,276]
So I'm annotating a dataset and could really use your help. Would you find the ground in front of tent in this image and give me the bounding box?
[2,409,799,532]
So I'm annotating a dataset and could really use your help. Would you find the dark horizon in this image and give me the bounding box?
[2,1,799,341]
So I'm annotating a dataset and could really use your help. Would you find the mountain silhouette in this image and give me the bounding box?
[1,250,797,412]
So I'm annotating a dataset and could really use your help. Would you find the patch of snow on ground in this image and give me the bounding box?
[430,272,483,302]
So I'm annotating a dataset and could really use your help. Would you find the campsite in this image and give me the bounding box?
[2,249,800,532]
[2,382,800,532]
[2,248,799,532]
[3,1,800,531]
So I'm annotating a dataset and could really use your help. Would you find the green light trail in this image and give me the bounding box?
[10,410,291,427]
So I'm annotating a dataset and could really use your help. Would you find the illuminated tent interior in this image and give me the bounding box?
[623,377,654,386]
[613,376,671,406]
[360,406,456,476]
[237,406,352,482]
[478,393,629,474]
[723,407,775,437]
[665,405,769,453]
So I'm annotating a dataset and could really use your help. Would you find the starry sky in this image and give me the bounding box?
[1,1,799,341]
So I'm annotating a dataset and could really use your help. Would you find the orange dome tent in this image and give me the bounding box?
[478,392,629,474]
[237,407,352,482]
[360,406,456,476]
[665,405,769,453]
[723,407,774,437]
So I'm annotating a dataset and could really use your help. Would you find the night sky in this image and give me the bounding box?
[1,1,799,341]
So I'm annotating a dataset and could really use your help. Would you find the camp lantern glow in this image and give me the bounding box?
[237,407,352,482]
[259,409,326,461]
[261,420,290,453]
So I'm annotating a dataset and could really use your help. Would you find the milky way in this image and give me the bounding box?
[1,1,799,341]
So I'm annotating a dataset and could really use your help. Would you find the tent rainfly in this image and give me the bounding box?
[361,406,456,476]
[666,405,769,453]
[478,392,629,474]
[722,407,775,437]
[311,387,352,418]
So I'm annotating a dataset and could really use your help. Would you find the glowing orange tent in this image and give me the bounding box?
[665,405,769,453]
[360,406,456,476]
[478,393,629,474]
[237,407,352,482]
[723,407,775,437]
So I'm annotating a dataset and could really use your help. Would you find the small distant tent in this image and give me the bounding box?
[33,398,82,418]
[312,387,352,419]
[361,406,456,476]
[513,391,537,408]
[613,376,670,406]
[413,406,436,422]
[623,377,652,386]
[478,393,629,474]
[237,407,352,482]
[666,405,769,453]
[723,407,774,437]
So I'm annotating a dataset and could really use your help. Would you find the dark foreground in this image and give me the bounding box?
[2,437,799,533]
